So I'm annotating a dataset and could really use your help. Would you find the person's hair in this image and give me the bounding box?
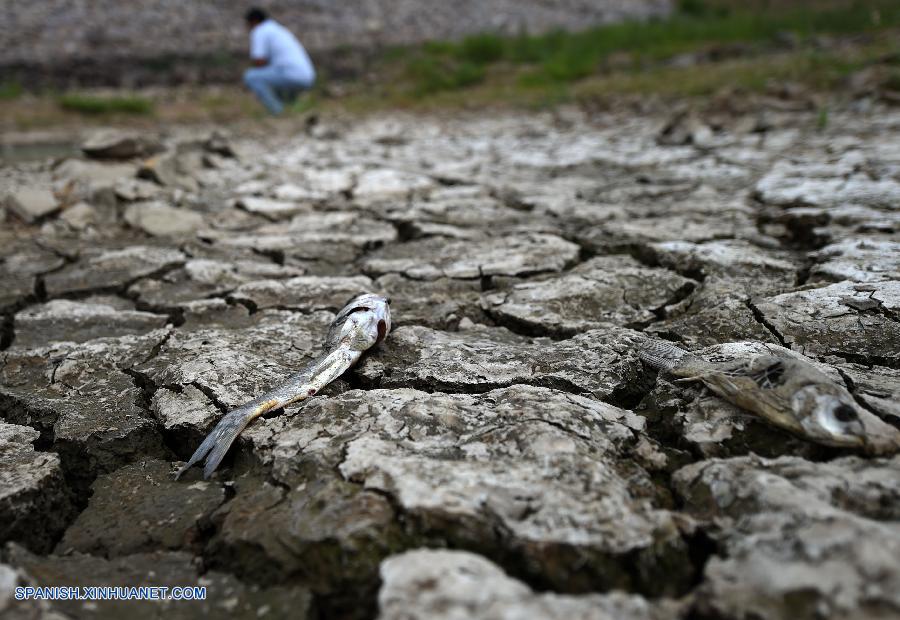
[245,7,268,23]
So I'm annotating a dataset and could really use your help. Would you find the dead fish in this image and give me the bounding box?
[637,338,867,448]
[177,293,391,479]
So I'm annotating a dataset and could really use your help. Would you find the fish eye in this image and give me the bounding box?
[384,296,392,305]
[832,404,857,422]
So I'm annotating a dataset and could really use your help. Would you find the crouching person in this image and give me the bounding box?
[243,7,316,115]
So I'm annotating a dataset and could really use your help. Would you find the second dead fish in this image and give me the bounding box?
[637,338,867,448]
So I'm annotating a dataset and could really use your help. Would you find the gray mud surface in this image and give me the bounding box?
[1,102,899,619]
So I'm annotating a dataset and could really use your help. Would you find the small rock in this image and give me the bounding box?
[231,275,375,312]
[353,168,436,203]
[810,237,900,283]
[179,298,254,329]
[4,188,58,223]
[378,549,685,620]
[43,245,186,296]
[81,129,162,160]
[199,211,397,272]
[13,299,167,349]
[577,213,758,254]
[204,130,236,158]
[236,196,311,220]
[361,233,580,280]
[59,201,97,230]
[0,422,75,553]
[756,159,900,208]
[755,280,900,362]
[139,150,197,191]
[366,193,537,232]
[128,258,303,309]
[0,243,66,311]
[114,177,163,202]
[647,239,796,285]
[271,183,324,202]
[54,158,137,192]
[375,274,485,329]
[482,255,696,336]
[300,167,357,194]
[124,201,205,237]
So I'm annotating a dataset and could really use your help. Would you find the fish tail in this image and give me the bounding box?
[175,399,277,480]
[637,338,694,372]
[175,339,366,480]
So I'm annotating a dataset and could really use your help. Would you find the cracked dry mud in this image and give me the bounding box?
[1,102,900,620]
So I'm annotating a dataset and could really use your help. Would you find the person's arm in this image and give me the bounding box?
[249,26,269,67]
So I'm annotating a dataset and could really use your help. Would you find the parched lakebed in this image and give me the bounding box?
[2,101,900,619]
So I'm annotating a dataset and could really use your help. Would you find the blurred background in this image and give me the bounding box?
[0,0,898,131]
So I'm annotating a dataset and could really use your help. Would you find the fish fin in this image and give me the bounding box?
[699,373,743,399]
[673,373,711,383]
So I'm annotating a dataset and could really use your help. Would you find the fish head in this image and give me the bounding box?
[791,384,866,447]
[366,293,392,342]
[332,293,392,349]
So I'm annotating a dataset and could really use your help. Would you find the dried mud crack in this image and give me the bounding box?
[2,101,900,620]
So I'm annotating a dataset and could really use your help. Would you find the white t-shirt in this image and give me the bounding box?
[250,20,315,81]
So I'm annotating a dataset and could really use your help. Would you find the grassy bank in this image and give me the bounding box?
[1,0,898,128]
[374,0,900,100]
[58,94,154,116]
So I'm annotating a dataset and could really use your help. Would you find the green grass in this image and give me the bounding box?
[389,0,900,96]
[0,81,23,100]
[406,57,486,96]
[568,45,884,99]
[458,34,505,64]
[58,94,154,115]
[286,92,319,115]
[677,0,731,18]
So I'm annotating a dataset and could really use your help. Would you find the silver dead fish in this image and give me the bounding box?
[637,338,867,448]
[177,293,391,479]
